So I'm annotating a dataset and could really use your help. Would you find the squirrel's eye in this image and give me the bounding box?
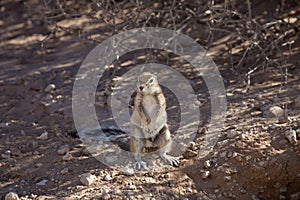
[149,78,153,83]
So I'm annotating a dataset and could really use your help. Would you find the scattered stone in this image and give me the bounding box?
[61,167,69,175]
[279,195,286,200]
[80,173,95,186]
[2,150,11,159]
[4,192,19,200]
[0,122,7,128]
[224,176,231,181]
[258,161,265,167]
[183,149,198,158]
[251,194,260,200]
[20,130,26,136]
[36,179,48,186]
[121,166,134,176]
[231,152,238,158]
[204,160,211,168]
[37,132,48,140]
[263,106,284,119]
[127,183,137,190]
[45,84,55,93]
[104,174,112,181]
[279,186,287,193]
[236,141,246,149]
[285,128,297,144]
[279,139,288,145]
[202,171,210,179]
[189,142,197,150]
[35,163,43,168]
[290,192,300,200]
[62,153,73,161]
[101,189,111,200]
[57,144,70,155]
[220,151,227,158]
[168,180,176,187]
[45,94,53,100]
[226,129,239,139]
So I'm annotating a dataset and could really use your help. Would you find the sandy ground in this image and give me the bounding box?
[0,0,300,199]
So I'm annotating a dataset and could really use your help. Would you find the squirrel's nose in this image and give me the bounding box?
[139,86,144,91]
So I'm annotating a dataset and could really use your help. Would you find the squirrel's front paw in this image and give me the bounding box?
[134,160,149,170]
[161,154,180,167]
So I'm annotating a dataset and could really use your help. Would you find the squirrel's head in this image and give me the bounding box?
[137,72,159,94]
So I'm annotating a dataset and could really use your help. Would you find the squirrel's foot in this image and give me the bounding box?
[161,154,180,167]
[134,160,149,170]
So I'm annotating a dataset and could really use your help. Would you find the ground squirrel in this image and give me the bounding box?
[130,72,179,169]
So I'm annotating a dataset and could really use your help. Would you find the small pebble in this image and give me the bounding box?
[57,144,70,155]
[4,192,19,200]
[36,179,48,186]
[227,129,239,139]
[202,171,210,179]
[204,160,211,168]
[2,150,11,159]
[285,128,297,144]
[224,176,231,181]
[62,153,73,161]
[127,183,137,190]
[80,173,95,186]
[37,132,48,140]
[45,84,56,93]
[104,174,112,181]
[121,166,134,176]
[61,168,69,175]
[236,141,246,149]
[183,149,198,158]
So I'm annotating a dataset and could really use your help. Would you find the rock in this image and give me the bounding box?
[57,144,70,155]
[279,139,288,145]
[258,161,265,167]
[45,84,55,93]
[189,142,197,150]
[0,122,7,128]
[285,128,297,144]
[263,106,291,123]
[45,94,53,100]
[220,151,227,158]
[80,173,95,186]
[279,195,286,200]
[121,166,134,176]
[61,167,69,175]
[251,194,260,200]
[2,150,11,159]
[62,153,73,161]
[168,180,176,187]
[20,130,26,136]
[37,132,48,140]
[263,106,284,118]
[279,186,287,193]
[183,149,198,158]
[36,179,48,186]
[4,192,19,200]
[204,160,211,168]
[127,183,137,190]
[224,176,231,181]
[10,148,22,157]
[202,171,210,179]
[236,141,246,149]
[101,189,111,200]
[104,174,112,181]
[290,192,300,200]
[226,129,239,139]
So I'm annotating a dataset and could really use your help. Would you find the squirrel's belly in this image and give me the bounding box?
[143,95,158,117]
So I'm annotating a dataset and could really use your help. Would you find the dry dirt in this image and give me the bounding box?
[0,1,300,200]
